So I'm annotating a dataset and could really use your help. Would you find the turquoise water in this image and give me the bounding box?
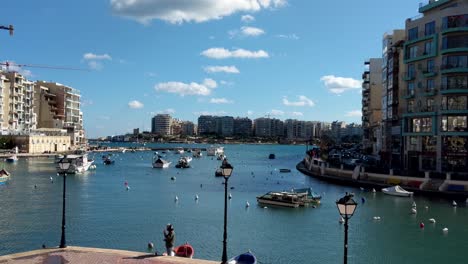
[0,143,467,263]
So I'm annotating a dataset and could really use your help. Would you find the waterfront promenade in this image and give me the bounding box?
[0,246,218,264]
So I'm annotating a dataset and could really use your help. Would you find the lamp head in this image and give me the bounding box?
[336,193,358,219]
[58,158,71,173]
[220,159,233,179]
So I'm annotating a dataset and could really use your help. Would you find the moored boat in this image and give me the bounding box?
[174,147,185,154]
[175,157,190,168]
[193,150,202,158]
[228,251,257,264]
[56,152,94,174]
[207,146,224,156]
[0,169,10,183]
[5,155,18,163]
[103,158,115,165]
[152,154,171,168]
[382,185,413,197]
[174,243,194,258]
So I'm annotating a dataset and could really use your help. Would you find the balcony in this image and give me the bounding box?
[403,72,416,81]
[421,66,438,77]
[441,84,468,94]
[441,63,468,74]
[418,0,451,13]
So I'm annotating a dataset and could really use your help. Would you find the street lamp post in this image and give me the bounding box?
[220,159,233,264]
[336,193,358,264]
[58,158,71,248]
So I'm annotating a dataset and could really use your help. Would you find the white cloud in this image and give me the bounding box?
[128,100,144,109]
[193,111,227,116]
[291,112,303,116]
[110,0,287,24]
[247,110,254,116]
[320,75,362,94]
[204,66,240,74]
[345,110,362,117]
[201,48,269,59]
[241,15,255,23]
[220,80,235,86]
[275,33,299,40]
[270,109,284,116]
[83,53,112,60]
[155,78,217,96]
[153,108,176,115]
[282,95,315,107]
[241,26,265,36]
[210,98,233,104]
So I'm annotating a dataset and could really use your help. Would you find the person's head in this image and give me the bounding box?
[166,224,174,232]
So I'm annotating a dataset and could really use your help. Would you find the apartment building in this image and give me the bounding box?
[254,117,284,137]
[402,0,468,173]
[152,114,172,136]
[197,115,217,135]
[233,117,252,137]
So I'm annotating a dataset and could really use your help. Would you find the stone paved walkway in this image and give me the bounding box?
[0,247,218,264]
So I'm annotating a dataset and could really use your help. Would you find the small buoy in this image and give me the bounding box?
[373,216,381,220]
[50,176,53,182]
[442,227,448,233]
[246,201,250,207]
[175,196,178,202]
[171,176,176,181]
[360,187,365,191]
[420,222,425,228]
[411,208,417,214]
[425,206,429,209]
[200,184,203,188]
[372,188,376,193]
[148,242,154,249]
[429,218,436,223]
[34,185,37,189]
[195,194,199,200]
[230,186,235,190]
[339,217,344,224]
[452,200,457,207]
[124,181,128,186]
[263,206,267,209]
[229,193,232,199]
[361,197,365,204]
[412,201,417,208]
[126,186,130,190]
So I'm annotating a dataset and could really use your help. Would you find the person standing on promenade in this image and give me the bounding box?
[163,224,175,256]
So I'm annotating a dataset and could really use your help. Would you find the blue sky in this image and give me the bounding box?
[1,0,418,138]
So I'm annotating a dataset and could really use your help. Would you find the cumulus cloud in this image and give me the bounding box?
[128,100,144,109]
[241,15,255,23]
[201,48,269,59]
[210,98,233,104]
[204,66,240,74]
[275,33,299,40]
[320,75,362,94]
[270,109,284,116]
[345,110,362,117]
[291,112,303,116]
[110,0,287,24]
[83,53,112,60]
[241,26,265,36]
[155,78,217,96]
[88,61,103,70]
[282,95,315,107]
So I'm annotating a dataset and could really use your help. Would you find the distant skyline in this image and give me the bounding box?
[1,0,417,137]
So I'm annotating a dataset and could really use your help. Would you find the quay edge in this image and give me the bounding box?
[296,158,468,200]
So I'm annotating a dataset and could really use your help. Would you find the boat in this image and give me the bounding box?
[175,157,191,168]
[279,169,291,173]
[173,243,194,258]
[269,154,275,159]
[256,191,316,208]
[207,146,224,156]
[0,169,10,183]
[292,187,322,201]
[183,156,193,163]
[103,158,115,165]
[5,155,18,162]
[382,185,413,197]
[174,147,185,154]
[215,168,223,177]
[228,251,257,264]
[56,152,94,174]
[217,154,225,160]
[54,154,65,163]
[152,155,171,168]
[193,150,202,158]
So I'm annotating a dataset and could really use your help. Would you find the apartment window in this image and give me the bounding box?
[411,117,432,132]
[426,98,434,111]
[441,96,467,110]
[427,79,434,92]
[426,59,435,73]
[408,82,415,96]
[424,41,433,55]
[408,100,415,113]
[442,55,468,69]
[441,116,468,132]
[408,64,415,78]
[408,46,419,59]
[422,136,437,152]
[442,35,468,49]
[408,27,418,41]
[425,21,435,36]
[442,76,468,90]
[442,14,468,29]
[388,91,393,105]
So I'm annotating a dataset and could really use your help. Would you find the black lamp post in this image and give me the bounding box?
[58,158,71,248]
[336,193,358,264]
[220,159,233,264]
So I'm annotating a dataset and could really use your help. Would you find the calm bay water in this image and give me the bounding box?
[0,143,467,263]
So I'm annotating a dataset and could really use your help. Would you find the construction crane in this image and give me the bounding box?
[0,25,14,36]
[0,61,88,72]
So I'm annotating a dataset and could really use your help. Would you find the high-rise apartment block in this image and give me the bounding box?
[233,117,252,136]
[362,58,383,154]
[401,0,468,173]
[254,118,284,137]
[152,114,172,136]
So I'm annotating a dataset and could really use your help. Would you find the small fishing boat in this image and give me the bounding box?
[382,185,413,197]
[193,150,203,158]
[228,251,257,264]
[5,155,18,163]
[175,157,190,168]
[103,158,115,165]
[0,169,10,183]
[174,243,194,258]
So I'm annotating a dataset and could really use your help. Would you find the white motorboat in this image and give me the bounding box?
[56,152,94,174]
[152,155,171,168]
[207,146,224,156]
[382,185,413,197]
[5,155,18,162]
[174,147,185,154]
[183,156,193,163]
[193,150,202,158]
